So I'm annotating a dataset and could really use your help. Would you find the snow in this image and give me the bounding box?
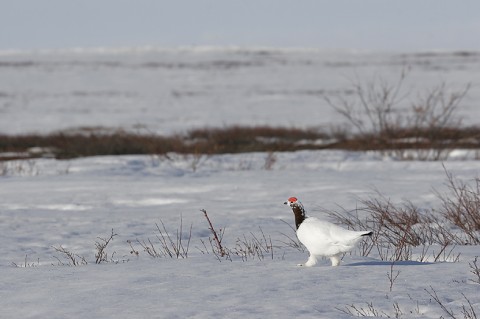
[1,47,479,135]
[1,48,480,318]
[2,153,480,318]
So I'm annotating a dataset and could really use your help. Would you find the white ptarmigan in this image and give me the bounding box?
[284,197,372,267]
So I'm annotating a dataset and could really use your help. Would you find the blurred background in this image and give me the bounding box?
[1,0,479,51]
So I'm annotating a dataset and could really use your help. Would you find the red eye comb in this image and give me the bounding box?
[288,197,298,202]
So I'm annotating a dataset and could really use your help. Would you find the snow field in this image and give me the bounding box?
[1,48,480,318]
[1,151,479,318]
[1,48,479,135]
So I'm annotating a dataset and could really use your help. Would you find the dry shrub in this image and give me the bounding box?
[130,218,192,259]
[337,301,412,318]
[0,130,186,159]
[186,125,329,154]
[2,123,480,161]
[327,197,455,262]
[278,219,306,252]
[11,255,41,268]
[199,209,274,262]
[95,229,118,264]
[425,286,478,319]
[229,228,274,262]
[325,70,471,160]
[437,166,480,244]
[469,256,480,284]
[0,126,331,160]
[328,167,480,262]
[52,245,88,266]
[200,209,227,259]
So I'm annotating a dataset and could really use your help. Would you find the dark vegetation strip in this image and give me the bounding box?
[1,125,480,160]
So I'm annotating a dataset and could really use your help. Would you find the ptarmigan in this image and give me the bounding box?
[284,197,372,267]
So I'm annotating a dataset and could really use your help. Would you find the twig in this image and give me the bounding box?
[95,229,118,264]
[201,209,225,257]
[387,261,401,292]
[425,286,456,319]
[469,256,480,284]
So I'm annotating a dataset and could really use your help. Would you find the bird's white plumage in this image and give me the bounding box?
[297,217,370,266]
[285,197,372,267]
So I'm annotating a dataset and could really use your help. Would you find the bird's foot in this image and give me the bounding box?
[330,255,341,267]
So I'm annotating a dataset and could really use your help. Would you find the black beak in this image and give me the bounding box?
[284,201,288,205]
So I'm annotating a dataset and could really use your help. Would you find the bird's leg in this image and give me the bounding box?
[330,254,341,267]
[300,254,317,267]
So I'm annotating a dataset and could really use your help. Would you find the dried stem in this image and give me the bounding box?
[201,209,226,257]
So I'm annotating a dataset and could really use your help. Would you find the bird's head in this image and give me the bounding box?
[284,196,301,208]
[284,196,306,229]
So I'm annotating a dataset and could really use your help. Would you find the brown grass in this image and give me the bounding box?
[0,126,334,160]
[1,124,480,161]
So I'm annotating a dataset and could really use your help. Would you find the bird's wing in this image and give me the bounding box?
[307,218,366,245]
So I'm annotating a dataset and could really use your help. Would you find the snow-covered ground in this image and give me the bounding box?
[1,48,480,318]
[0,47,479,135]
[1,152,480,318]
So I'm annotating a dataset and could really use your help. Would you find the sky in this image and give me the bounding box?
[0,0,479,51]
